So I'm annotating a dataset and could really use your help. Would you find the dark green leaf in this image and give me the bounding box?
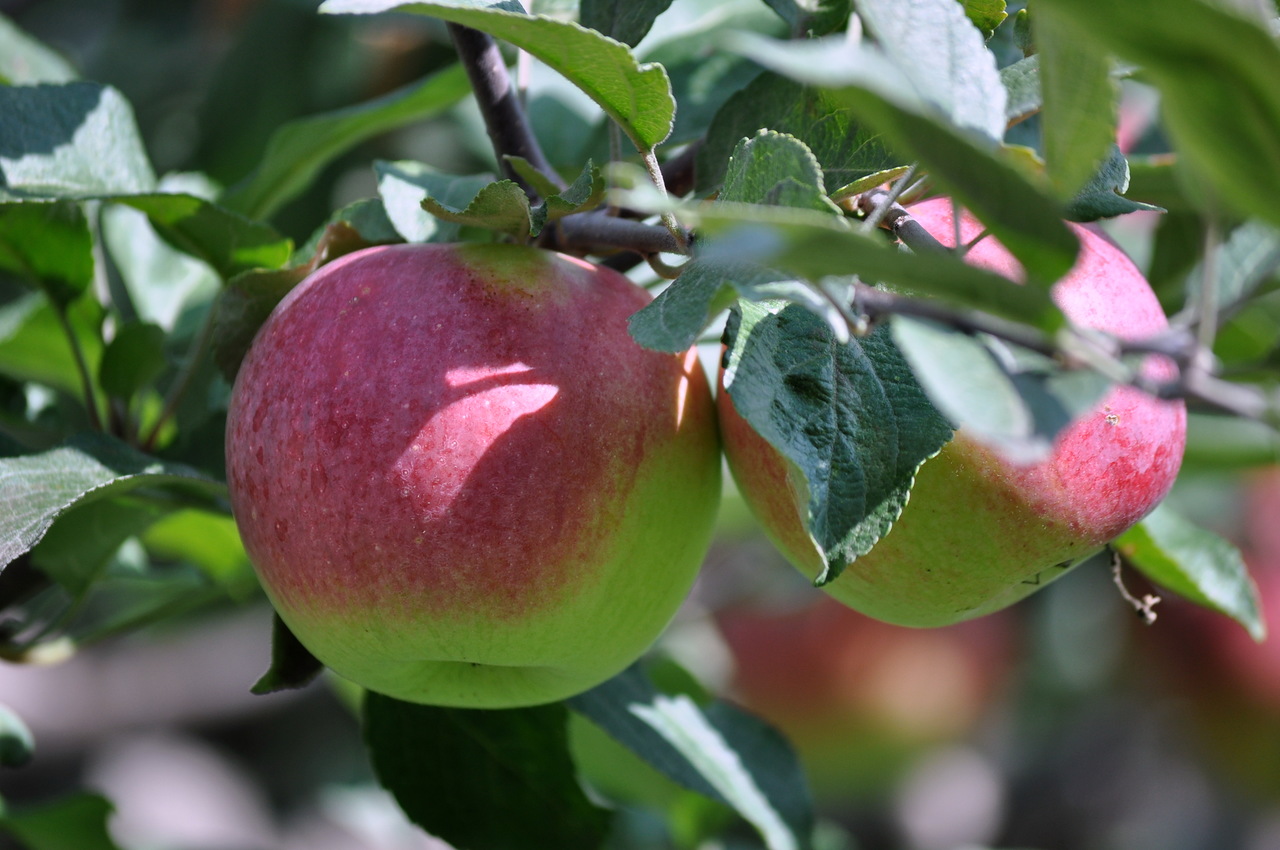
[0,432,225,573]
[220,65,472,220]
[1189,220,1280,311]
[1034,3,1117,197]
[31,497,165,595]
[0,793,122,850]
[569,663,815,850]
[724,302,953,582]
[376,160,495,243]
[320,0,676,152]
[534,160,607,232]
[0,201,93,306]
[960,0,1007,40]
[293,198,402,264]
[364,692,611,850]
[697,72,897,195]
[422,179,533,239]
[856,0,1007,141]
[0,82,155,199]
[0,15,77,84]
[0,704,34,767]
[97,321,167,401]
[732,34,1081,284]
[649,35,765,148]
[252,613,324,695]
[579,0,674,46]
[115,194,293,280]
[629,260,788,352]
[211,265,309,381]
[1064,146,1165,221]
[1115,502,1265,641]
[1047,0,1280,230]
[760,0,851,36]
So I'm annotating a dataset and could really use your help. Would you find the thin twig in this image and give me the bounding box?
[52,302,103,431]
[141,306,217,452]
[858,164,918,233]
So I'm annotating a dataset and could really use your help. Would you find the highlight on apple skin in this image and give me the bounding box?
[718,197,1187,627]
[225,242,723,708]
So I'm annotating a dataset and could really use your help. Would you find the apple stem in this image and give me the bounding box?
[1110,550,1161,625]
[447,23,566,200]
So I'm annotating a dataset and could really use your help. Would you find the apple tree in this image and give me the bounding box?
[1,0,1279,848]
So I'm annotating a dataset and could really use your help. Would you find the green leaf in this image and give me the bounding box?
[364,692,612,850]
[140,508,254,589]
[731,33,1080,284]
[723,302,953,582]
[0,82,155,200]
[697,71,897,195]
[855,0,1008,141]
[891,316,1111,462]
[1115,502,1265,641]
[1064,146,1165,221]
[291,198,402,267]
[0,793,122,850]
[97,321,167,401]
[220,64,472,220]
[0,201,93,306]
[1046,0,1280,230]
[0,432,224,574]
[320,0,676,152]
[1034,3,1117,198]
[30,497,166,597]
[114,194,293,280]
[960,0,1007,40]
[1188,220,1280,311]
[647,30,765,148]
[687,203,1063,328]
[252,613,324,695]
[721,132,839,213]
[533,160,607,232]
[422,179,533,239]
[579,0,674,46]
[376,160,495,243]
[0,291,104,396]
[1001,54,1040,125]
[211,265,310,381]
[629,260,790,352]
[0,704,34,767]
[569,664,815,850]
[0,15,77,84]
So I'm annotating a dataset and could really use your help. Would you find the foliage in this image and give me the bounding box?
[2,0,1280,847]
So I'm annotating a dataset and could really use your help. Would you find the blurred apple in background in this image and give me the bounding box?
[715,594,1014,800]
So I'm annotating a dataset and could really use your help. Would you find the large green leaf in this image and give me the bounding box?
[0,794,122,850]
[0,292,104,396]
[1033,3,1117,197]
[220,64,472,220]
[723,302,954,582]
[1115,502,1265,641]
[0,432,225,574]
[687,203,1063,328]
[320,0,676,151]
[1047,0,1280,230]
[730,33,1080,285]
[569,664,816,850]
[0,82,155,200]
[854,0,1007,141]
[364,693,612,850]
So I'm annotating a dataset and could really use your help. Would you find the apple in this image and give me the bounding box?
[718,197,1187,627]
[225,242,722,708]
[716,594,1012,798]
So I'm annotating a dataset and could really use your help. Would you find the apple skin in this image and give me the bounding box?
[225,242,722,708]
[718,197,1187,626]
